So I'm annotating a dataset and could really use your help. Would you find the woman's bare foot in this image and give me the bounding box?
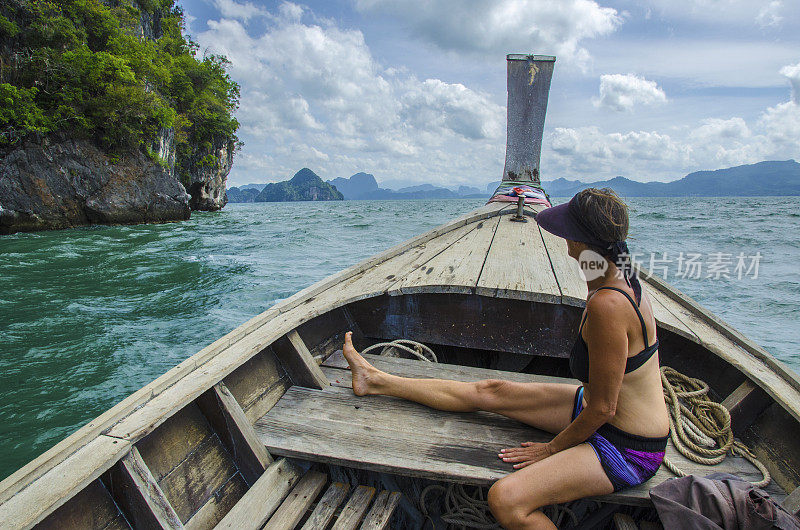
[342,331,383,396]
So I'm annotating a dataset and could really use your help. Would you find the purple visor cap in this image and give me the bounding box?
[534,195,599,246]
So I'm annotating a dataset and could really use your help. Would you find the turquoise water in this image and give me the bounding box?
[1,197,798,481]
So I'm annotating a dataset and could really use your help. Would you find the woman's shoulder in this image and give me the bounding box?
[586,286,638,313]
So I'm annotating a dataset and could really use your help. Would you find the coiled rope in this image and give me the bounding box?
[363,339,437,363]
[660,366,770,488]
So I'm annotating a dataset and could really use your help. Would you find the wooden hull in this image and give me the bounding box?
[2,202,799,528]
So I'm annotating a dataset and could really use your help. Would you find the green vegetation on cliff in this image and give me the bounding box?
[0,0,240,175]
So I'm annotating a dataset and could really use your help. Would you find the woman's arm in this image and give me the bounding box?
[500,294,629,468]
[549,297,628,452]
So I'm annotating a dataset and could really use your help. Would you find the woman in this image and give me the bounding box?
[340,188,670,529]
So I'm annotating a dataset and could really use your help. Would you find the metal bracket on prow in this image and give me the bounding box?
[502,54,556,186]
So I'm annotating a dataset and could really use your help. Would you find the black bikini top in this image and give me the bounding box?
[569,286,660,383]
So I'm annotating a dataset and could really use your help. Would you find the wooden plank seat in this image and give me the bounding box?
[254,354,786,507]
[216,463,401,530]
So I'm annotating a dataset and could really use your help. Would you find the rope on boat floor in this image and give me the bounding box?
[660,366,771,488]
[371,340,772,527]
[363,339,438,362]
[419,483,579,529]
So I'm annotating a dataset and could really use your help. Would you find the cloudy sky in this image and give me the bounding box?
[182,0,800,188]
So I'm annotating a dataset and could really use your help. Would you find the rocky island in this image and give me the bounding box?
[0,0,240,234]
[255,168,343,202]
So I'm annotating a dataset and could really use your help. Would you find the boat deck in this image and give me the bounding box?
[3,202,799,528]
[254,353,786,506]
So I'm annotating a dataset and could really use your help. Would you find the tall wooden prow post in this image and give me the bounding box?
[502,54,555,222]
[503,54,556,186]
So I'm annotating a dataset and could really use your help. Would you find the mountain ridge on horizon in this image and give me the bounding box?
[227,159,800,202]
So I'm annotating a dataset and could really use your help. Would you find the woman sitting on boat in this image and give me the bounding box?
[341,188,670,530]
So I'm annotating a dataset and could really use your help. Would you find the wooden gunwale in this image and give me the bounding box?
[642,267,800,392]
[0,203,510,502]
[2,201,799,526]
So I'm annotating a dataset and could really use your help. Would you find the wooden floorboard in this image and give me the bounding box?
[392,216,501,296]
[477,212,561,304]
[535,206,587,307]
[322,351,578,386]
[255,361,786,507]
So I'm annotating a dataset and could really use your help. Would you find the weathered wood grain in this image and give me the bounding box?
[35,479,126,530]
[136,404,214,483]
[0,435,130,529]
[331,486,376,530]
[300,481,350,530]
[117,447,184,529]
[721,379,772,436]
[641,275,800,423]
[647,290,699,341]
[478,212,561,303]
[359,490,402,530]
[322,352,577,387]
[242,377,291,424]
[254,381,785,506]
[196,382,273,486]
[213,458,303,530]
[272,331,329,389]
[321,222,479,305]
[221,349,286,412]
[535,211,587,307]
[392,216,501,296]
[264,470,328,530]
[782,486,800,515]
[158,435,238,523]
[183,474,246,530]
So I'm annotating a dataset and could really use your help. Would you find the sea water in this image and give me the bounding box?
[0,197,797,480]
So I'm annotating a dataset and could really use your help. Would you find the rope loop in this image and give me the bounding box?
[661,366,770,488]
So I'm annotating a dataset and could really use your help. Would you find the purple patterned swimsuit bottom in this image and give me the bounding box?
[572,386,668,492]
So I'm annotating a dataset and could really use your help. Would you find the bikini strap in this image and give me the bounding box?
[586,286,651,348]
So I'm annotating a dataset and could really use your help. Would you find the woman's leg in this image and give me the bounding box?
[342,332,578,434]
[488,443,614,529]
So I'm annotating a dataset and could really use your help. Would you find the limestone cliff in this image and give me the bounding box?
[0,136,190,234]
[180,139,234,211]
[0,0,240,234]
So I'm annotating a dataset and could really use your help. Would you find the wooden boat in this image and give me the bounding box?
[2,55,799,529]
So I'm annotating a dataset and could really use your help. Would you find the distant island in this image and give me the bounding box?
[227,160,800,203]
[541,160,800,197]
[228,168,342,202]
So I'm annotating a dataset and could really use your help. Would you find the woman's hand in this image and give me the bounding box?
[498,442,555,469]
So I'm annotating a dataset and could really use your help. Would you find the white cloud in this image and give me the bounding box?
[211,0,268,22]
[546,99,799,180]
[780,62,800,104]
[634,0,792,28]
[194,2,800,186]
[593,73,667,111]
[591,39,800,89]
[196,5,505,185]
[689,117,750,140]
[353,0,622,66]
[758,102,800,150]
[756,1,783,28]
[399,79,504,140]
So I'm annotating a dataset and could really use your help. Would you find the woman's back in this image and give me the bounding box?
[581,284,670,438]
